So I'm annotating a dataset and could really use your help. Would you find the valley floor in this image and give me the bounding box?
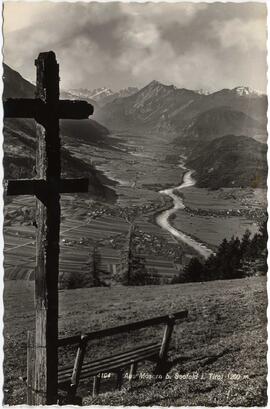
[4,131,266,283]
[4,276,267,405]
[3,130,268,405]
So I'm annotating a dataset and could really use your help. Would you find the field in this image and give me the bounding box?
[65,132,184,206]
[5,130,266,281]
[171,186,266,249]
[4,131,186,283]
[172,211,259,249]
[181,186,266,216]
[4,193,181,283]
[4,276,267,405]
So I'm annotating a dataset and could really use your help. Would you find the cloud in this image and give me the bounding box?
[211,18,267,52]
[3,2,267,92]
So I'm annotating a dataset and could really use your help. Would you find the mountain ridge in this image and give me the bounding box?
[187,134,267,189]
[67,86,139,107]
[177,106,267,146]
[3,63,117,202]
[95,79,267,133]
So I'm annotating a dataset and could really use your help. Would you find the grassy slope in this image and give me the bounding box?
[4,276,267,405]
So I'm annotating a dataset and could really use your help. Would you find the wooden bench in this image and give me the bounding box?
[27,310,188,403]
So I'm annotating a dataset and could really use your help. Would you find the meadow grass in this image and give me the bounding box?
[4,276,267,405]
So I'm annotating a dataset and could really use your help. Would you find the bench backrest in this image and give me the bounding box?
[57,310,188,347]
[54,310,188,401]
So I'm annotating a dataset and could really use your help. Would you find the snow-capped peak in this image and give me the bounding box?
[68,87,114,100]
[233,86,263,96]
[90,87,114,98]
[195,89,210,95]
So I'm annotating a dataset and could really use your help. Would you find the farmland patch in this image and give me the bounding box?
[172,210,259,248]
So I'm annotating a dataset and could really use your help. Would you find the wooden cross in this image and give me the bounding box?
[4,51,93,404]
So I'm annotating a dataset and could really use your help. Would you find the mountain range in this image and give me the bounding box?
[68,86,139,107]
[3,63,268,190]
[92,78,267,188]
[95,80,267,136]
[3,63,117,202]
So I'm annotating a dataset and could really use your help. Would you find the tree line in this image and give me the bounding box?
[174,218,267,284]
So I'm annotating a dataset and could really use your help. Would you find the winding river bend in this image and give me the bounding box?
[156,169,213,259]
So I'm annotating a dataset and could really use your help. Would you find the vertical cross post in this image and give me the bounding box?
[4,51,93,404]
[26,331,35,405]
[34,52,60,405]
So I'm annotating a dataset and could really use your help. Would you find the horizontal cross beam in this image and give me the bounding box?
[5,178,89,196]
[4,99,94,120]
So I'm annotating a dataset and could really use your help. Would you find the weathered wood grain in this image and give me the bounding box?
[34,51,60,405]
[57,310,188,347]
[4,51,93,404]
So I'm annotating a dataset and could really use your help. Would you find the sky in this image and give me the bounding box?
[3,1,268,92]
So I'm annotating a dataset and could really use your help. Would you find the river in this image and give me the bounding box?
[156,169,213,259]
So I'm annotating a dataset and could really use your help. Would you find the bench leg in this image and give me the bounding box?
[116,370,123,390]
[66,387,83,406]
[92,374,101,397]
[67,384,76,403]
[155,317,175,378]
[128,362,138,383]
[155,358,169,378]
[67,334,87,403]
